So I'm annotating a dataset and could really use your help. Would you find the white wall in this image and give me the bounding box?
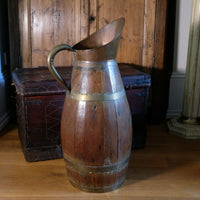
[167,0,192,118]
[173,0,192,73]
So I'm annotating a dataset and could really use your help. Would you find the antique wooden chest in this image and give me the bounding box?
[12,64,150,161]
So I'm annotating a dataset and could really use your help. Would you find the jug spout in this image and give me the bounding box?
[73,18,125,62]
[47,18,125,91]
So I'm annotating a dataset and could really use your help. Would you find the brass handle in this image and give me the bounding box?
[47,44,74,91]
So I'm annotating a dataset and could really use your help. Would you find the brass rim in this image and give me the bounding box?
[75,59,116,68]
[68,89,126,101]
[64,154,130,174]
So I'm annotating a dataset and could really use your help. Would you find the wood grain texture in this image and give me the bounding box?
[60,61,132,192]
[18,0,31,68]
[153,0,167,69]
[0,123,200,199]
[12,65,150,162]
[120,0,145,65]
[149,0,168,122]
[142,0,156,67]
[15,0,170,123]
[18,0,90,67]
[17,0,167,69]
[89,0,98,35]
[8,0,21,70]
[97,0,146,65]
[30,0,76,67]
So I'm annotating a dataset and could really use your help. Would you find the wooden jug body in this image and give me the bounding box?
[47,18,132,192]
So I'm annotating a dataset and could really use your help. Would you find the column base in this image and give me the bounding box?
[167,118,200,139]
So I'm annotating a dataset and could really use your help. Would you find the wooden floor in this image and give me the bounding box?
[0,122,200,200]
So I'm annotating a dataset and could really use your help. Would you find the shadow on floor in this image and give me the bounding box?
[122,122,200,188]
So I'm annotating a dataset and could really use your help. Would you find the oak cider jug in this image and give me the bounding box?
[47,18,132,192]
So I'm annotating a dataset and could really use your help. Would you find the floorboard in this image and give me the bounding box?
[0,123,200,199]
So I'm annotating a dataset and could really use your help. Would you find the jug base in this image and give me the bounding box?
[68,176,125,193]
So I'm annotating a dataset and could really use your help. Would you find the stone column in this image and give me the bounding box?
[167,0,200,139]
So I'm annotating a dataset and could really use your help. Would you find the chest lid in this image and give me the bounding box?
[12,65,151,96]
[12,67,71,96]
[119,64,151,88]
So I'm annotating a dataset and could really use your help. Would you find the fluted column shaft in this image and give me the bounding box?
[167,0,200,139]
[182,0,200,119]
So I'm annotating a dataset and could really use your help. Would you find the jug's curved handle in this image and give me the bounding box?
[47,44,74,91]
